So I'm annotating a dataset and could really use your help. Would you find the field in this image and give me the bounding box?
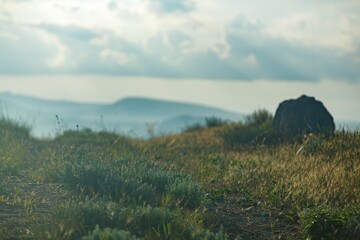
[0,115,359,240]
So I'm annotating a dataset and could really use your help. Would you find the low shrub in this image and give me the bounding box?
[220,109,277,147]
[169,178,203,209]
[184,123,204,132]
[0,118,32,175]
[50,199,127,239]
[61,160,158,205]
[53,199,213,240]
[0,118,30,139]
[82,225,143,240]
[59,156,204,208]
[193,226,227,240]
[245,109,273,128]
[55,128,130,147]
[300,206,360,240]
[141,167,175,193]
[130,206,188,239]
[205,117,227,128]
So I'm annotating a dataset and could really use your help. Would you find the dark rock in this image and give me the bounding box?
[272,95,335,139]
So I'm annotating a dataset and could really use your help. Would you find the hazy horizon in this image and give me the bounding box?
[1,0,359,122]
[1,76,360,122]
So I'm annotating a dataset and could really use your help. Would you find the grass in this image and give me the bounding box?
[0,116,359,239]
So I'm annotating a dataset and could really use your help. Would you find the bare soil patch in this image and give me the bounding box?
[205,196,301,240]
[0,175,69,239]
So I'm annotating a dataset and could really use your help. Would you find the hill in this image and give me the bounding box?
[0,92,243,138]
[0,117,359,239]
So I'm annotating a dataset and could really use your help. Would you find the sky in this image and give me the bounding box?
[0,0,360,120]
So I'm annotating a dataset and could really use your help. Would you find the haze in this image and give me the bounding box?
[1,0,359,121]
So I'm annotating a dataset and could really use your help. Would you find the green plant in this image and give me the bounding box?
[245,109,273,127]
[169,178,203,209]
[59,154,204,208]
[220,109,276,146]
[52,199,127,239]
[221,124,259,146]
[205,117,227,128]
[0,117,30,139]
[141,167,175,193]
[82,225,143,240]
[300,206,360,240]
[152,222,171,240]
[128,205,195,239]
[184,123,204,132]
[24,190,36,213]
[193,226,227,240]
[10,186,22,206]
[0,227,7,236]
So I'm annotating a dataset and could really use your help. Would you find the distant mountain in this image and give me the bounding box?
[158,115,207,134]
[104,97,240,121]
[0,91,102,113]
[0,92,243,138]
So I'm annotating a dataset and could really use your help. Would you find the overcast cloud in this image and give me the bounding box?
[1,0,359,81]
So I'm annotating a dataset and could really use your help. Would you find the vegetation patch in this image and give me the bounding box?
[300,206,360,240]
[0,115,359,239]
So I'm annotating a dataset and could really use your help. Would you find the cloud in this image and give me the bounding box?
[34,29,68,68]
[149,0,195,13]
[1,20,359,81]
[229,15,263,33]
[100,49,135,65]
[0,24,69,73]
[0,0,359,81]
[108,1,117,11]
[267,11,360,54]
[225,23,360,81]
[36,23,96,41]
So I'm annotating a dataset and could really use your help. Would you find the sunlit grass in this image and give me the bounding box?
[0,116,359,239]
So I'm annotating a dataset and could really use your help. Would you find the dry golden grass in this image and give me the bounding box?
[142,127,360,210]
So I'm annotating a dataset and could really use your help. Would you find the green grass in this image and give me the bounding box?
[300,206,360,240]
[0,116,359,239]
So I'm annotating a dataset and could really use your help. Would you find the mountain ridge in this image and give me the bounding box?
[0,92,244,138]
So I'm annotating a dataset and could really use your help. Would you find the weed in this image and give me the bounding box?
[192,225,227,240]
[220,109,275,147]
[10,186,22,206]
[205,117,227,128]
[24,191,36,213]
[169,178,203,209]
[300,206,360,240]
[184,123,204,132]
[58,154,203,208]
[82,225,143,240]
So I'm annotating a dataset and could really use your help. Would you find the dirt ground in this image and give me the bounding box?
[205,196,301,240]
[0,175,69,240]
[1,175,300,240]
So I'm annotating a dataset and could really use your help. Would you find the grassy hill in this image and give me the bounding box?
[0,116,359,239]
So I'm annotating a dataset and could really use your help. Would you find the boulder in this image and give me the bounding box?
[272,95,335,139]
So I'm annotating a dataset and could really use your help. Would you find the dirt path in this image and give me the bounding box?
[205,196,301,240]
[0,175,69,240]
[1,175,301,240]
